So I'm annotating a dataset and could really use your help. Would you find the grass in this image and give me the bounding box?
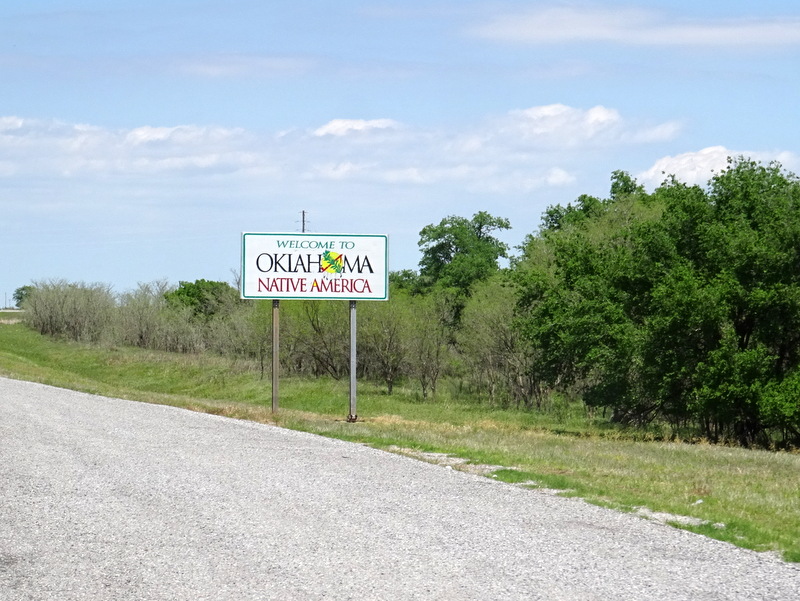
[1,321,799,562]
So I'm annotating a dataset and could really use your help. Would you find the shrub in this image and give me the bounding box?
[23,280,115,343]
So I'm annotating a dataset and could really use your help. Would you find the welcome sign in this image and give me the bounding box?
[241,232,389,300]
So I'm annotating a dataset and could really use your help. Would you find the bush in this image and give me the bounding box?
[23,280,116,343]
[116,281,170,348]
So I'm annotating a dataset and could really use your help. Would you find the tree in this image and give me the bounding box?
[539,171,642,233]
[23,280,115,343]
[163,279,239,320]
[405,291,451,399]
[458,276,544,408]
[248,300,274,379]
[610,169,645,200]
[388,269,422,294]
[359,291,414,394]
[12,285,34,308]
[417,211,511,292]
[540,194,603,232]
[515,158,800,445]
[291,300,349,379]
[517,181,655,419]
[117,280,169,348]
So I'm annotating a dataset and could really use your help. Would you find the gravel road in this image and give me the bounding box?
[1,376,798,600]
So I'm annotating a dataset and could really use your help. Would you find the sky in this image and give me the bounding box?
[2,0,800,302]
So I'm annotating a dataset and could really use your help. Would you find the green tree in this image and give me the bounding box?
[388,269,421,293]
[517,180,655,418]
[12,285,34,308]
[417,211,511,292]
[540,194,604,232]
[610,169,645,200]
[516,158,800,445]
[164,279,239,320]
[539,171,641,233]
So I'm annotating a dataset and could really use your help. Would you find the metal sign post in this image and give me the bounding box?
[348,300,357,422]
[272,299,279,413]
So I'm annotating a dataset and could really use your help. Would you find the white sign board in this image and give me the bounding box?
[241,232,389,300]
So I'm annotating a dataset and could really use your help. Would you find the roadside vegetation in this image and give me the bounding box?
[1,320,798,562]
[4,156,800,561]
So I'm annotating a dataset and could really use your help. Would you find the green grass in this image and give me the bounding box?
[2,322,799,562]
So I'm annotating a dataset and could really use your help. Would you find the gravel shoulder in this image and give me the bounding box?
[1,376,798,600]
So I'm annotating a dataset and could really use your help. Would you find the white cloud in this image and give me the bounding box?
[498,104,679,147]
[307,161,371,180]
[0,116,25,132]
[126,126,185,145]
[625,122,684,144]
[313,118,401,137]
[0,105,683,196]
[382,167,429,184]
[506,104,621,143]
[177,54,315,77]
[472,7,800,47]
[0,117,258,177]
[639,146,800,188]
[300,105,669,190]
[545,167,576,186]
[639,146,731,187]
[124,125,245,146]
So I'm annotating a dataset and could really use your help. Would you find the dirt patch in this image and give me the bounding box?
[385,446,506,476]
[385,447,723,528]
[633,506,724,529]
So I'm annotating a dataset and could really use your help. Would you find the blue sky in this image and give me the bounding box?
[2,0,800,301]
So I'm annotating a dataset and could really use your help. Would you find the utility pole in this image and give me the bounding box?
[300,210,308,233]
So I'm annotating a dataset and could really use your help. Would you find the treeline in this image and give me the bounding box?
[18,157,800,447]
[514,159,800,447]
[19,278,487,401]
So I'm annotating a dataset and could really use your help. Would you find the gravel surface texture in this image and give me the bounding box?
[1,376,799,600]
